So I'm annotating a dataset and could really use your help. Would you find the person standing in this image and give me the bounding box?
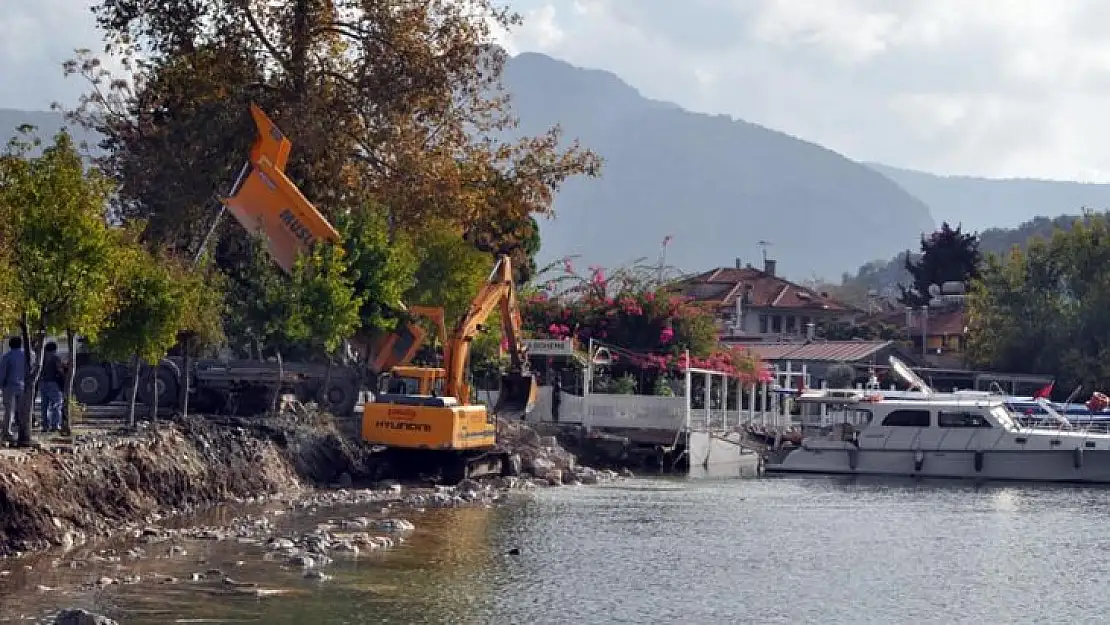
[0,337,26,442]
[40,342,64,433]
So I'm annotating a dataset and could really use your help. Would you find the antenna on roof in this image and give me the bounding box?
[757,240,772,264]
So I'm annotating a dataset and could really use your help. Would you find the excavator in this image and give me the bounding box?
[364,254,539,482]
[223,103,538,481]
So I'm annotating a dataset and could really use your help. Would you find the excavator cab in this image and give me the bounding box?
[494,371,538,420]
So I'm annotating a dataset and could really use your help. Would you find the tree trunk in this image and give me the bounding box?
[128,355,141,428]
[270,351,284,414]
[17,318,45,447]
[179,333,193,418]
[148,360,160,424]
[62,329,77,436]
[318,356,334,412]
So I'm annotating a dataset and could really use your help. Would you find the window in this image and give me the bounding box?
[771,315,783,333]
[759,315,768,334]
[938,411,991,428]
[785,316,796,334]
[880,409,931,427]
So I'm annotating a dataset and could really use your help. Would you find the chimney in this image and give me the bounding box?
[735,257,742,269]
[763,258,777,276]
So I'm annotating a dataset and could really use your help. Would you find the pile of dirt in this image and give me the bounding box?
[0,414,603,557]
[0,414,371,556]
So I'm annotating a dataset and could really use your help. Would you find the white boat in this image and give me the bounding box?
[764,357,1110,483]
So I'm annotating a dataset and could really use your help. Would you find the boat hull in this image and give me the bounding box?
[765,447,1110,483]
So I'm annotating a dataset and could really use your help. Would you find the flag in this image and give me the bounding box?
[1033,382,1054,399]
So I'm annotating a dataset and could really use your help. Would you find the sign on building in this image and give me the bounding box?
[524,338,576,356]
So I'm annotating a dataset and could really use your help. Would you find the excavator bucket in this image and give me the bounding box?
[494,372,538,419]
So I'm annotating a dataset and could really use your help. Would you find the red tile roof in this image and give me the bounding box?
[731,340,895,363]
[678,267,855,312]
[906,309,965,336]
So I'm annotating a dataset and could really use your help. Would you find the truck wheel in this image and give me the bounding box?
[74,365,112,405]
[138,365,180,408]
[323,382,357,416]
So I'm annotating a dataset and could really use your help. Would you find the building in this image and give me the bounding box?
[676,258,861,342]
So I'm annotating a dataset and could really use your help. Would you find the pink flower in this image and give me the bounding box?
[644,291,656,302]
[659,326,674,344]
[500,338,510,351]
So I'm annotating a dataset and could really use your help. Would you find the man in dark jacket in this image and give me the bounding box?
[40,342,64,433]
[0,337,26,441]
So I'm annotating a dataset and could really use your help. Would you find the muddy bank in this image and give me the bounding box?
[0,413,613,559]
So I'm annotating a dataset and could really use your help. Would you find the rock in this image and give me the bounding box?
[96,576,116,586]
[289,555,316,569]
[523,456,555,477]
[53,608,120,625]
[304,570,332,581]
[543,469,563,487]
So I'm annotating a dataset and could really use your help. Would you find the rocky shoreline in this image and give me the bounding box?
[0,412,626,623]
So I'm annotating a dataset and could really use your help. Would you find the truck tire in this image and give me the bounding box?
[74,365,112,405]
[323,382,358,416]
[138,365,180,408]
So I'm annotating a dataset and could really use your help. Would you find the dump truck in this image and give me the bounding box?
[69,105,435,416]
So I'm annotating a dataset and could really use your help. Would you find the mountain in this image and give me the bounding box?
[501,53,936,280]
[868,163,1110,233]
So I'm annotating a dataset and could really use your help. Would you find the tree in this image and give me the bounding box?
[66,1,600,262]
[407,228,494,325]
[0,129,117,445]
[899,222,982,307]
[335,206,417,338]
[169,258,227,416]
[93,241,187,426]
[966,212,1110,393]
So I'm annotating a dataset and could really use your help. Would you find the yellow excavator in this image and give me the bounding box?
[223,103,536,481]
[364,254,538,482]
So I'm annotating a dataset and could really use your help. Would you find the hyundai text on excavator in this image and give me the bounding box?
[365,254,538,482]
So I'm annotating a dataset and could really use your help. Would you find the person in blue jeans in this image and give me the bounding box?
[39,342,64,433]
[0,337,26,442]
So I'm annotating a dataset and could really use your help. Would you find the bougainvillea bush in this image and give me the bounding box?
[522,257,770,389]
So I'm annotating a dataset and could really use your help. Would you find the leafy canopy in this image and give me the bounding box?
[966,211,1110,391]
[0,129,116,339]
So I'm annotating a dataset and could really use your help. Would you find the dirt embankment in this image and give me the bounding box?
[0,414,614,557]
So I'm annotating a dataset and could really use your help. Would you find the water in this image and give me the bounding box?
[7,476,1110,624]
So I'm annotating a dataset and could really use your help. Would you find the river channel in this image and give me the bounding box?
[6,475,1110,624]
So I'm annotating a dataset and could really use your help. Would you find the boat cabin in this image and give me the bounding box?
[796,389,1022,432]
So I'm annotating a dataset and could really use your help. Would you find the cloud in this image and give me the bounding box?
[495,1,1110,181]
[6,1,1110,181]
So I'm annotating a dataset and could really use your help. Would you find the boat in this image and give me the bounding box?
[763,357,1110,483]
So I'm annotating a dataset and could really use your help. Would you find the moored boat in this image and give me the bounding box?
[764,357,1110,483]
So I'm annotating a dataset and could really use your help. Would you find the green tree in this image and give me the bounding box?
[900,222,982,307]
[335,207,416,338]
[170,257,227,416]
[0,129,117,444]
[966,212,1110,392]
[407,228,494,325]
[94,241,187,426]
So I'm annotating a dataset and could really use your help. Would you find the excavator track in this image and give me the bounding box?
[376,447,520,486]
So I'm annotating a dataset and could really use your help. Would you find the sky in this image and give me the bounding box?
[5,1,1110,182]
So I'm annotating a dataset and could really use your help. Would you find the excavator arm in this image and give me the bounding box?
[443,255,536,416]
[220,103,427,374]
